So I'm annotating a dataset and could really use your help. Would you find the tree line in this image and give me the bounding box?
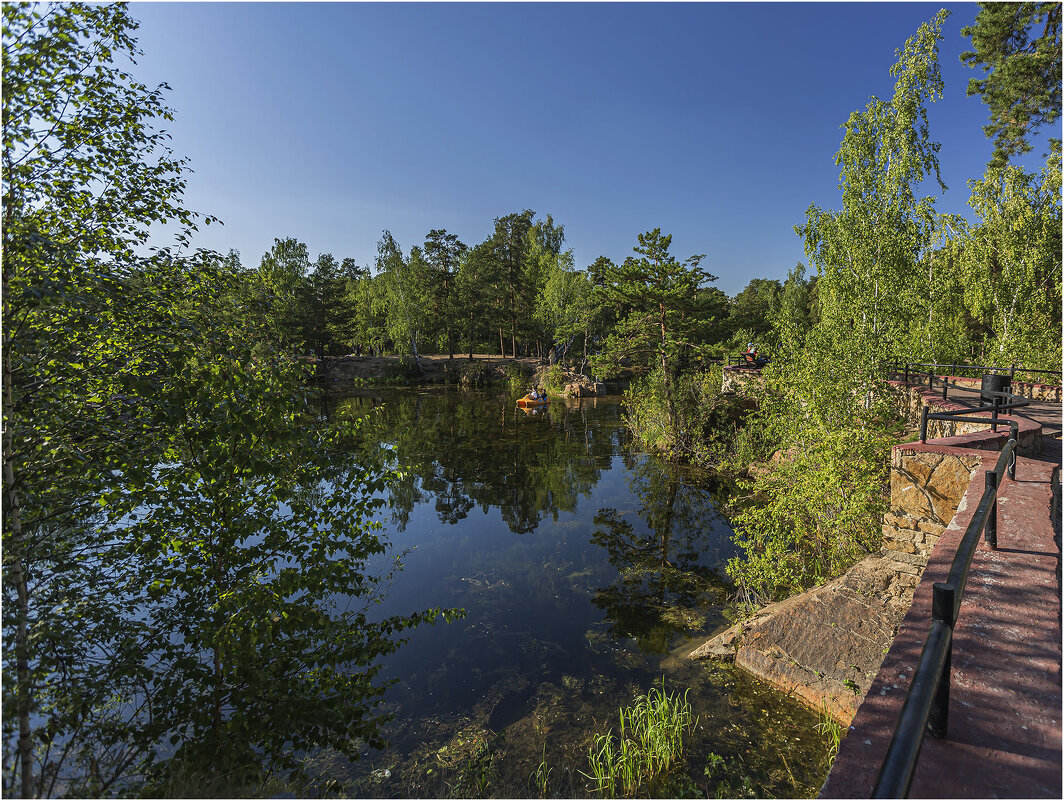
[233,218,796,375]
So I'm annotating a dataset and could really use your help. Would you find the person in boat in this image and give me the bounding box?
[528,386,540,401]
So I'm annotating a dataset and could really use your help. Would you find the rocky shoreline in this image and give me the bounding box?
[688,552,921,726]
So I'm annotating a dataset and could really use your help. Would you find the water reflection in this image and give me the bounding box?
[591,459,734,654]
[333,389,621,535]
[308,388,829,796]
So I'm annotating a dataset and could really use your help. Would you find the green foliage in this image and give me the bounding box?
[423,229,468,358]
[726,424,893,610]
[453,240,500,360]
[581,680,696,798]
[457,359,492,389]
[449,736,499,797]
[485,210,537,357]
[535,249,599,368]
[727,279,782,346]
[624,368,756,466]
[2,4,216,794]
[961,2,1062,167]
[719,14,960,612]
[797,9,950,374]
[954,159,1062,370]
[506,362,531,395]
[2,6,458,794]
[815,707,843,766]
[540,365,567,395]
[258,237,310,344]
[384,354,425,383]
[530,745,553,798]
[772,264,819,348]
[591,229,724,382]
[296,252,362,359]
[376,230,431,367]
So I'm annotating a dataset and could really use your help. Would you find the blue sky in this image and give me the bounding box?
[128,2,1051,296]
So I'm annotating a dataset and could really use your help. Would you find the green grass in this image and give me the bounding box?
[530,744,553,797]
[581,679,697,798]
[816,705,843,765]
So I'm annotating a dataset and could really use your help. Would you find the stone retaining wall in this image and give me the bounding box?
[721,365,764,393]
[881,382,1042,577]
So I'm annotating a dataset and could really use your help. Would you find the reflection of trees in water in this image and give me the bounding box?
[591,458,733,654]
[329,391,621,534]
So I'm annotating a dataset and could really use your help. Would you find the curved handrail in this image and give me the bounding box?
[872,437,1019,797]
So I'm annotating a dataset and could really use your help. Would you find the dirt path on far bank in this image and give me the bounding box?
[318,353,547,382]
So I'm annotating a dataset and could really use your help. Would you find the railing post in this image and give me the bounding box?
[991,394,1000,433]
[928,582,956,738]
[905,363,910,383]
[985,470,998,550]
[1007,428,1017,479]
[920,406,929,443]
[942,374,948,400]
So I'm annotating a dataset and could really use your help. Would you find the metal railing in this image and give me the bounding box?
[886,360,1062,386]
[918,390,1029,442]
[882,363,1032,441]
[871,436,1018,797]
[872,363,1029,796]
[706,354,764,367]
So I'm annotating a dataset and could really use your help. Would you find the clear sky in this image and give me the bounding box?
[127,1,1052,297]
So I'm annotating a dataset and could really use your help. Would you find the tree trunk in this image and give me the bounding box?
[4,267,35,799]
[659,302,676,431]
[410,334,424,374]
[499,328,505,358]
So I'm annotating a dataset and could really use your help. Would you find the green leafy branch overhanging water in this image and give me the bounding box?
[2,5,461,794]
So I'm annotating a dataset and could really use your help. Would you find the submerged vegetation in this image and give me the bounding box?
[582,681,697,798]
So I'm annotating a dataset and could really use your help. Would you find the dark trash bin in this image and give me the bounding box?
[980,373,1011,406]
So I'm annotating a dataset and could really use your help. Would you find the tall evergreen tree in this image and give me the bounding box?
[591,229,721,425]
[961,2,1062,168]
[423,229,467,359]
[487,210,535,357]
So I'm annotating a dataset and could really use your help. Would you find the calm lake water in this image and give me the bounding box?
[315,387,832,797]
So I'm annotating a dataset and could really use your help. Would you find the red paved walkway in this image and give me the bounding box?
[942,381,1062,440]
[822,390,1062,798]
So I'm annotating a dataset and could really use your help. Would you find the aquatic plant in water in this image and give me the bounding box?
[581,679,697,797]
[816,705,843,765]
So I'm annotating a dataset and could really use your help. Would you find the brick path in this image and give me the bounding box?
[821,386,1062,798]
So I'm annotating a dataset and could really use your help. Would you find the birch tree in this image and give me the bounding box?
[796,9,950,379]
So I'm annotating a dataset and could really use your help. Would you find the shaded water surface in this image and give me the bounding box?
[315,388,832,797]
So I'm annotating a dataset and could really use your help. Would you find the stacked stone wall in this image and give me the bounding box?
[879,382,1043,608]
[721,365,764,393]
[881,449,980,575]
